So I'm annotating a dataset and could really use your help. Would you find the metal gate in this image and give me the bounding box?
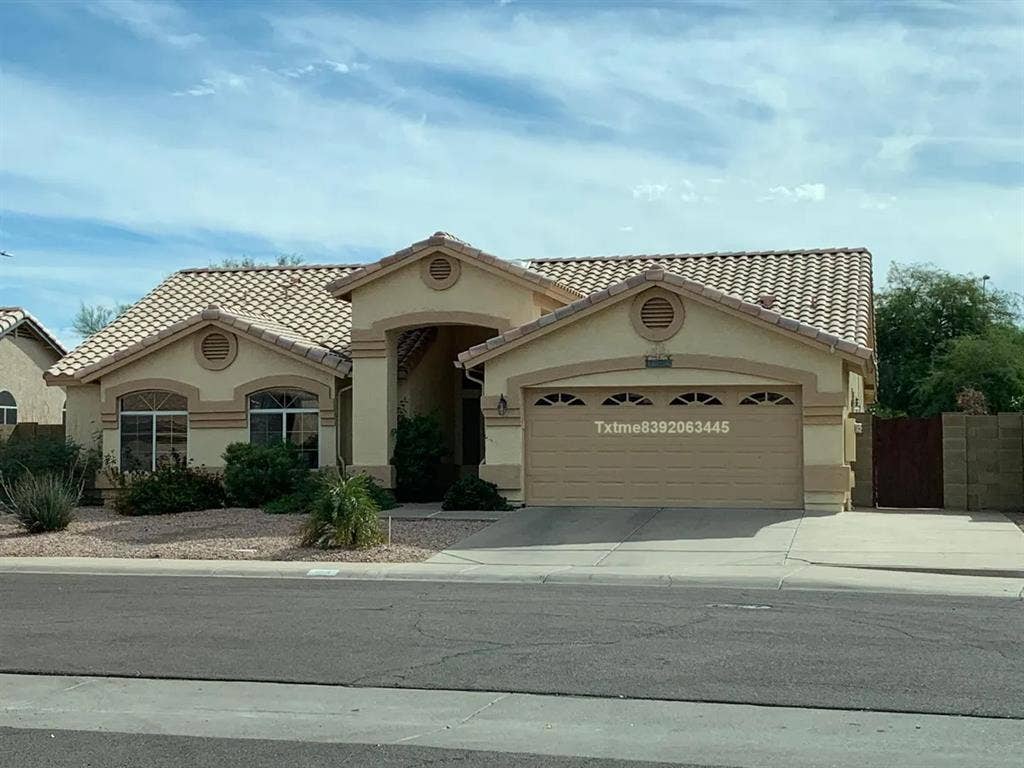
[873,416,944,508]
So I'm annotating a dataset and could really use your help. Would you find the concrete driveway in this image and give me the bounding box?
[430,506,1024,573]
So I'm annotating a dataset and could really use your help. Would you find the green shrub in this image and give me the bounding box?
[362,474,398,511]
[111,459,224,516]
[222,442,309,507]
[300,470,383,549]
[0,436,98,487]
[1,467,83,533]
[441,475,512,511]
[263,472,322,515]
[391,410,447,502]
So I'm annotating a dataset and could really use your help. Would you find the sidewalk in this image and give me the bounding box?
[1,554,1021,598]
[2,673,1017,768]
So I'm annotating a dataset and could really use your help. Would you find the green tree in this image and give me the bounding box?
[72,302,131,337]
[213,254,304,268]
[915,326,1024,415]
[874,264,1019,415]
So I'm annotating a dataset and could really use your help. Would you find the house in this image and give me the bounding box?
[46,233,875,512]
[1,307,67,436]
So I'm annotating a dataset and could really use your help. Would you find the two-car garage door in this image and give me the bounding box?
[525,386,802,508]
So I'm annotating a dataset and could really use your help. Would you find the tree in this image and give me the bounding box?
[72,303,131,338]
[915,326,1024,415]
[213,254,304,268]
[874,264,1020,415]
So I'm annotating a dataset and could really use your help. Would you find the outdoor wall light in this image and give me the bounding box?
[497,394,508,416]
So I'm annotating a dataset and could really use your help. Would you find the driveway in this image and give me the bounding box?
[430,507,1024,574]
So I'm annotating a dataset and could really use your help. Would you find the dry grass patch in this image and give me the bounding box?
[0,507,489,562]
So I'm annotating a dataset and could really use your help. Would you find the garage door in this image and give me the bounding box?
[525,386,802,507]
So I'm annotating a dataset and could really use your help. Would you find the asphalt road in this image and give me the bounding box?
[2,728,687,768]
[1,574,1021,717]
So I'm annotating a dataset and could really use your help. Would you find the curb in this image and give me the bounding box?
[0,557,1021,599]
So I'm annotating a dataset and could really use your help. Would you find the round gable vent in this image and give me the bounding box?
[194,330,238,370]
[420,253,461,290]
[640,297,675,329]
[631,289,684,341]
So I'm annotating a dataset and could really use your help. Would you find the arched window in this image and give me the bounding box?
[739,391,795,406]
[602,392,653,406]
[534,392,586,406]
[119,390,188,471]
[0,391,17,425]
[248,389,319,468]
[670,392,723,406]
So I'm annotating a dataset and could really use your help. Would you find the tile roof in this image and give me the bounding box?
[70,305,350,381]
[0,307,66,355]
[525,248,873,353]
[327,231,586,302]
[47,238,873,381]
[458,263,875,367]
[47,265,358,381]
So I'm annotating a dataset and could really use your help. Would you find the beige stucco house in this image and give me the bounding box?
[47,233,875,512]
[1,308,67,436]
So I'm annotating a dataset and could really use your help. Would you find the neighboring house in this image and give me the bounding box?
[1,307,67,436]
[46,233,875,512]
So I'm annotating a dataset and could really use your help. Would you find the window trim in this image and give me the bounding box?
[533,392,586,406]
[602,392,654,406]
[670,392,723,406]
[738,391,795,406]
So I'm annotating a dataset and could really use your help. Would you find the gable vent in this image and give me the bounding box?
[640,297,675,329]
[201,332,232,361]
[428,257,453,281]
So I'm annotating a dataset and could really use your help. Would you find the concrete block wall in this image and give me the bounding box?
[943,412,1023,512]
[851,412,873,507]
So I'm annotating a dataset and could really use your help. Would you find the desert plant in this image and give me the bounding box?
[222,442,309,507]
[299,470,383,549]
[1,467,83,533]
[391,410,447,502]
[441,475,512,511]
[111,458,224,516]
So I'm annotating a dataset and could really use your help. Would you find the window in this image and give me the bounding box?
[0,390,17,425]
[670,392,723,406]
[739,391,794,406]
[602,392,653,406]
[534,392,586,406]
[119,390,188,471]
[248,389,320,467]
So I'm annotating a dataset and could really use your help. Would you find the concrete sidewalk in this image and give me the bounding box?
[1,673,1018,768]
[1,554,1021,598]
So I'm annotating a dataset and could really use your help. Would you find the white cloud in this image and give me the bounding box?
[87,0,203,48]
[632,184,670,202]
[173,74,246,97]
[281,60,367,78]
[761,183,828,202]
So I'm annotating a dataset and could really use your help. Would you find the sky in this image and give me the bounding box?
[1,0,1022,347]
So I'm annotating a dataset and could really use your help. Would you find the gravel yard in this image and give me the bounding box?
[0,507,490,562]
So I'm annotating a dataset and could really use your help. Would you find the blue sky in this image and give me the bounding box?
[1,0,1022,347]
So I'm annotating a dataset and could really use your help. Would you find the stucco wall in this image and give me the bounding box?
[350,256,547,333]
[65,383,102,449]
[89,327,339,469]
[0,334,65,424]
[479,287,854,511]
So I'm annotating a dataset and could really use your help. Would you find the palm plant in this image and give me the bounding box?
[299,470,383,549]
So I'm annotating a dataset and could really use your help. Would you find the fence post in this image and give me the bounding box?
[941,413,967,510]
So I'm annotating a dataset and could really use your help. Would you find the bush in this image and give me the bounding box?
[1,467,83,533]
[391,410,447,502]
[111,459,224,516]
[362,474,398,511]
[441,475,512,511]
[0,436,98,487]
[263,472,322,515]
[222,442,309,508]
[300,470,383,550]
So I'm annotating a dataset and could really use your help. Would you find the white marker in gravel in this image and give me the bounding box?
[306,568,340,577]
